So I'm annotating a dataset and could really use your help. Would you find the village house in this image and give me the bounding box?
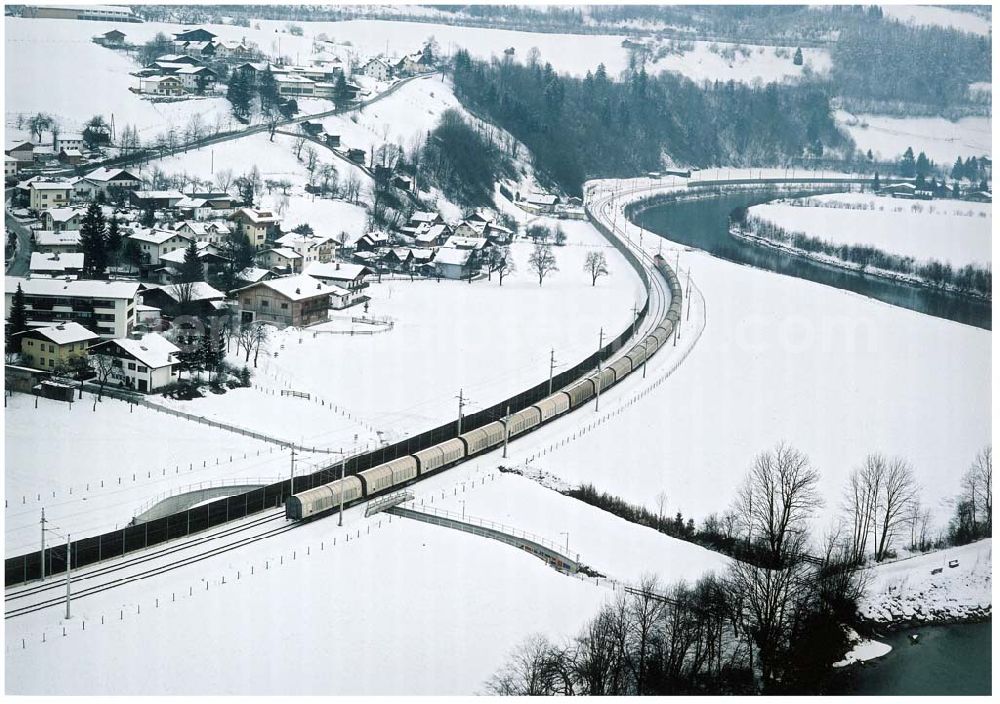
[234,274,334,327]
[275,232,335,265]
[22,4,138,21]
[174,65,218,92]
[6,142,36,166]
[140,281,226,319]
[58,148,85,166]
[42,207,84,232]
[14,322,100,372]
[232,207,280,249]
[256,247,303,274]
[5,276,142,338]
[235,267,277,287]
[361,57,393,81]
[176,192,240,220]
[78,167,142,200]
[453,218,488,238]
[158,243,231,281]
[138,75,185,96]
[303,261,372,308]
[29,252,85,277]
[433,247,475,280]
[525,193,560,212]
[94,28,126,46]
[5,155,19,179]
[128,228,192,266]
[54,133,85,152]
[33,230,82,255]
[176,220,231,244]
[89,332,180,393]
[130,190,185,210]
[31,145,57,164]
[29,181,73,212]
[173,28,217,44]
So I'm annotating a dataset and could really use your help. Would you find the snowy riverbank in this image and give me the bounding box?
[857,540,992,628]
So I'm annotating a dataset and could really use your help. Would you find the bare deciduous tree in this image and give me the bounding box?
[528,243,558,286]
[584,250,610,286]
[963,446,992,535]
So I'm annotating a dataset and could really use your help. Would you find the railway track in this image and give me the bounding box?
[5,511,293,619]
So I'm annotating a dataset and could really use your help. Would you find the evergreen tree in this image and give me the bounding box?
[333,71,351,106]
[258,68,279,112]
[793,47,803,66]
[199,329,221,382]
[915,151,931,179]
[900,147,916,178]
[239,366,252,386]
[227,72,252,120]
[141,205,156,227]
[6,284,29,353]
[105,215,123,269]
[866,149,873,161]
[951,157,965,181]
[952,181,961,199]
[180,240,204,283]
[79,201,108,279]
[872,172,881,192]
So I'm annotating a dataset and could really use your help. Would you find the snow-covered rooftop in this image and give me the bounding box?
[6,276,141,300]
[19,321,99,345]
[98,333,179,369]
[33,231,81,247]
[239,274,335,301]
[303,262,371,280]
[29,252,84,272]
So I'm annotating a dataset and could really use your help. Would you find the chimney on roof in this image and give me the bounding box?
[295,288,301,294]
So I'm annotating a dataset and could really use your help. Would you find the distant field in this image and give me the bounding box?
[836,111,992,164]
[881,5,991,36]
[748,192,992,269]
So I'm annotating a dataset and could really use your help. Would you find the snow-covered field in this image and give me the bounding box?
[858,539,992,624]
[5,17,235,143]
[747,192,992,269]
[881,5,992,36]
[836,111,992,164]
[2,391,293,554]
[5,446,725,695]
[243,218,644,443]
[645,40,830,84]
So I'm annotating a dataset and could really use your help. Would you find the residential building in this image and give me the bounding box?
[29,181,73,211]
[362,57,393,81]
[58,148,85,165]
[33,230,82,255]
[21,4,139,21]
[177,192,240,220]
[275,232,335,265]
[6,142,35,165]
[256,247,303,274]
[54,133,84,152]
[232,207,280,249]
[29,252,85,277]
[94,29,126,46]
[138,75,185,96]
[89,332,180,393]
[235,267,276,286]
[174,65,217,92]
[434,247,475,280]
[234,274,334,327]
[5,276,141,338]
[303,261,372,294]
[140,281,226,318]
[158,243,230,280]
[79,167,142,199]
[173,28,217,43]
[130,190,185,210]
[5,155,18,179]
[14,322,99,372]
[176,220,231,244]
[41,207,83,232]
[128,229,192,266]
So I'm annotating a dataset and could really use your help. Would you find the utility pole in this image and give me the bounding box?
[456,388,466,435]
[64,533,71,619]
[595,328,604,412]
[338,457,345,526]
[289,447,296,497]
[502,405,510,459]
[548,349,556,395]
[643,339,648,379]
[40,508,46,581]
[685,268,692,322]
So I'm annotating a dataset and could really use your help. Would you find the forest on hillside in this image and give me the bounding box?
[451,50,851,194]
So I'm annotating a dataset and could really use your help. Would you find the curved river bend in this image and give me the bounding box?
[633,190,991,330]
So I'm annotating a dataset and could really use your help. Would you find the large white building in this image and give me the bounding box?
[90,333,180,393]
[5,276,141,338]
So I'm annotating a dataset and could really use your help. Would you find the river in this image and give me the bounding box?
[833,622,992,695]
[633,190,991,330]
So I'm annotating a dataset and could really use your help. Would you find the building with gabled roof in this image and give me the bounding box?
[14,321,100,372]
[234,274,334,327]
[29,251,85,277]
[90,332,180,393]
[5,276,142,338]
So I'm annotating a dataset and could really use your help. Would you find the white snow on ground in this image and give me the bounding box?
[881,5,992,36]
[5,17,236,143]
[2,391,297,553]
[248,218,643,444]
[4,452,727,695]
[646,41,831,84]
[748,192,992,268]
[836,111,992,164]
[832,629,892,668]
[858,539,992,624]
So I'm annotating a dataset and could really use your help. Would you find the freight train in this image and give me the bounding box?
[286,254,683,521]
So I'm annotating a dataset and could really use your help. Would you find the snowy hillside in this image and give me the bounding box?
[881,5,992,37]
[836,111,992,164]
[748,192,992,269]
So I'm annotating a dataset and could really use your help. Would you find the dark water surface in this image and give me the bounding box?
[832,621,992,695]
[634,191,991,330]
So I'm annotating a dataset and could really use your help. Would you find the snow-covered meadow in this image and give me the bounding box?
[747,192,992,269]
[881,5,992,36]
[835,111,992,164]
[643,40,830,85]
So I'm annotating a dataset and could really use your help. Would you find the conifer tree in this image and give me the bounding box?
[6,283,29,354]
[180,240,204,283]
[79,201,108,279]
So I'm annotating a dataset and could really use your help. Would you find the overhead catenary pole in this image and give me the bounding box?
[595,328,604,412]
[548,349,555,395]
[338,457,345,527]
[456,388,465,435]
[502,404,510,459]
[40,508,46,581]
[289,447,296,497]
[64,533,71,619]
[685,268,692,322]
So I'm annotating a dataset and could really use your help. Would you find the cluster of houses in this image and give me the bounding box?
[128,28,259,97]
[878,179,992,203]
[6,132,92,177]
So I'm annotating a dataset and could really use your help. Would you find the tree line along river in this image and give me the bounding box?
[633,189,991,330]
